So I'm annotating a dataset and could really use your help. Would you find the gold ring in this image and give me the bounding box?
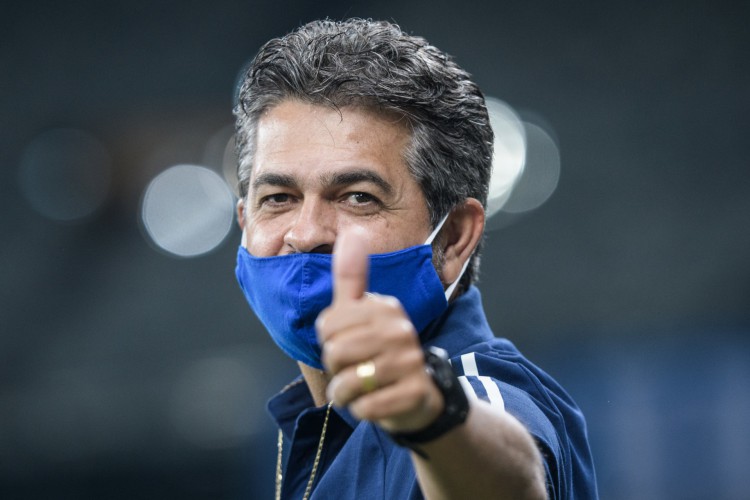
[356,360,378,393]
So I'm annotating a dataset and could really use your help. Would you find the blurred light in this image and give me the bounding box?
[222,135,240,198]
[501,122,561,214]
[169,356,261,449]
[203,125,239,198]
[17,128,112,221]
[485,97,527,217]
[141,164,235,258]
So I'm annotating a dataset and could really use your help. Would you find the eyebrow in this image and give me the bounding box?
[251,172,297,191]
[320,169,394,196]
[252,169,394,196]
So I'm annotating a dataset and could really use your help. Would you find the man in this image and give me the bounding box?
[234,18,597,499]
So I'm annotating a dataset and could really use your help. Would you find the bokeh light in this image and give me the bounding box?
[203,125,240,198]
[501,122,561,214]
[141,164,235,258]
[484,105,563,231]
[17,128,112,222]
[485,97,527,217]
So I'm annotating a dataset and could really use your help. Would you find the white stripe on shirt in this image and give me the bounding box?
[458,376,479,401]
[458,352,505,411]
[461,352,479,376]
[479,375,505,412]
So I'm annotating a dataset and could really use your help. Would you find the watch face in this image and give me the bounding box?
[430,346,449,360]
[435,362,454,388]
[426,348,454,388]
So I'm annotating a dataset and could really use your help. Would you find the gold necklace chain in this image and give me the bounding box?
[275,401,333,500]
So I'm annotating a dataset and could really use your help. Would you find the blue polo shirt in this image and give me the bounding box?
[267,287,598,499]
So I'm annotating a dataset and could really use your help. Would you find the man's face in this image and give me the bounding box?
[238,100,432,257]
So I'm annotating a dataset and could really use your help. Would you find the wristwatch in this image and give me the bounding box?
[389,346,470,457]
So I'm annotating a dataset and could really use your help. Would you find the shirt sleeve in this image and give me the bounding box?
[452,350,568,499]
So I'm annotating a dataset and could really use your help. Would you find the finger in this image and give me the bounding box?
[332,226,369,303]
[316,294,409,343]
[321,317,415,373]
[348,375,443,433]
[326,360,386,406]
[315,301,371,344]
[326,346,424,405]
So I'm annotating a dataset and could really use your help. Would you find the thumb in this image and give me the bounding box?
[332,227,369,303]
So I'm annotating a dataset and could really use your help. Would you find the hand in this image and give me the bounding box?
[316,229,444,433]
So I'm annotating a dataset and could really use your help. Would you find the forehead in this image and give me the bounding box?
[251,100,413,183]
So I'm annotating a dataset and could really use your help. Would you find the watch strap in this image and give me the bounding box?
[389,346,470,456]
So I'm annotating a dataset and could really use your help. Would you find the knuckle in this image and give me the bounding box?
[332,375,354,406]
[398,318,415,335]
[382,295,402,311]
[315,309,331,334]
[350,397,371,420]
[321,341,338,370]
[369,294,403,314]
[380,319,415,345]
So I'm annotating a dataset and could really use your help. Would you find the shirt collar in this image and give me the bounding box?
[267,376,359,438]
[422,285,495,351]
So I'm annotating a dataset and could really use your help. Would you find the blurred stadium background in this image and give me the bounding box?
[1,1,749,498]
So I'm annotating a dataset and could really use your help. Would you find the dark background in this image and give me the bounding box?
[2,1,749,498]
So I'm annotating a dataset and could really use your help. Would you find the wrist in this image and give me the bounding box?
[389,346,470,457]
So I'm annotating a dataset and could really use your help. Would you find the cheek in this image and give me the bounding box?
[341,220,423,255]
[243,220,286,256]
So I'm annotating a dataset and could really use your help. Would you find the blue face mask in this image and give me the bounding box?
[235,216,468,369]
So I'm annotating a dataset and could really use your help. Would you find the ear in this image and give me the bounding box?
[236,198,247,230]
[236,198,250,248]
[439,198,485,288]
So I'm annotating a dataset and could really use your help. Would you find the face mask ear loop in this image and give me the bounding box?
[424,213,471,301]
[443,256,470,301]
[424,214,450,246]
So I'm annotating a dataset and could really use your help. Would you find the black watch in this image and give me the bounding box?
[389,346,470,457]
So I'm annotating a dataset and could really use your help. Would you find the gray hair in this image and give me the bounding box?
[234,18,493,290]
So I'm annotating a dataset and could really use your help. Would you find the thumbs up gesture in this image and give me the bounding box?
[316,228,444,433]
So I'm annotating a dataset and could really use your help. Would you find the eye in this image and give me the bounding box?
[345,192,378,205]
[258,192,293,208]
[265,193,289,204]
